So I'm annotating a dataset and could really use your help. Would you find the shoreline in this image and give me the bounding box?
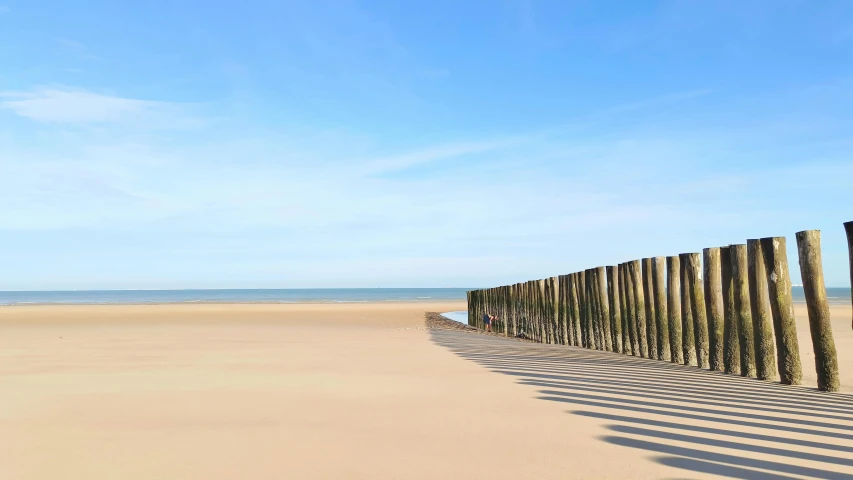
[0,299,463,307]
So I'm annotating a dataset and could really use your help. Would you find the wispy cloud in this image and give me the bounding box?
[361,138,526,174]
[0,88,161,123]
[0,87,206,128]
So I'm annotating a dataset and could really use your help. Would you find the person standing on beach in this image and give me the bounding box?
[483,313,492,332]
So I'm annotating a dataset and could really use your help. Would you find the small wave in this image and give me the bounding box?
[417,297,432,299]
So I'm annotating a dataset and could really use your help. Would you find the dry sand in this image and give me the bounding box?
[1,302,851,479]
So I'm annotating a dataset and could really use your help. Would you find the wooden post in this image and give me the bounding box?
[731,244,757,378]
[586,269,601,350]
[607,266,623,354]
[551,277,559,343]
[796,230,840,392]
[642,258,659,359]
[845,222,853,331]
[721,246,741,375]
[595,266,612,352]
[760,237,802,384]
[585,270,597,349]
[571,273,583,346]
[624,263,639,355]
[679,253,697,366]
[703,248,725,371]
[652,257,670,361]
[540,279,548,343]
[544,278,553,344]
[593,268,606,350]
[629,260,648,358]
[619,264,633,355]
[686,253,709,368]
[558,275,567,345]
[747,239,777,380]
[576,271,584,348]
[666,256,683,364]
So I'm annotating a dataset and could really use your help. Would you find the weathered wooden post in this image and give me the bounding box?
[584,268,601,350]
[617,263,639,355]
[731,244,757,378]
[622,263,636,355]
[587,269,602,350]
[747,239,777,380]
[679,254,697,366]
[544,278,553,343]
[578,272,589,348]
[652,257,670,361]
[628,260,648,358]
[845,222,853,330]
[466,290,472,326]
[607,266,623,354]
[619,263,633,355]
[721,246,741,374]
[550,277,559,343]
[642,258,659,359]
[796,230,840,392]
[570,273,583,346]
[558,276,567,344]
[703,248,725,371]
[585,270,597,349]
[540,279,549,343]
[594,268,606,350]
[595,266,612,352]
[686,253,709,368]
[666,256,684,364]
[760,238,801,384]
[563,275,572,345]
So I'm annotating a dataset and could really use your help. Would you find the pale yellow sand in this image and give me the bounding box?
[1,302,851,479]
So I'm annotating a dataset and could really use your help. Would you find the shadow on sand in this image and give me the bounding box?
[428,325,853,480]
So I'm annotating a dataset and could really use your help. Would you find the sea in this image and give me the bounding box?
[0,287,848,306]
[0,288,470,306]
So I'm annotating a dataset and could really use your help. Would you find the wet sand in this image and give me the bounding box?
[0,302,851,479]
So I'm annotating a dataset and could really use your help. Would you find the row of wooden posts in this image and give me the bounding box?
[468,223,853,392]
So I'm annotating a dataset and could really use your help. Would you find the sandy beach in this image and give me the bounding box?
[1,302,851,479]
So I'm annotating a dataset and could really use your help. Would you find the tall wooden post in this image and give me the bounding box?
[619,264,633,355]
[629,260,648,358]
[703,248,725,371]
[595,266,612,352]
[686,253,709,368]
[578,272,590,348]
[652,257,670,361]
[558,275,568,344]
[721,246,740,375]
[796,230,840,392]
[571,273,583,346]
[586,269,601,350]
[540,279,548,343]
[666,256,684,364]
[679,253,697,366]
[760,237,802,384]
[607,266,623,354]
[624,263,639,355]
[642,258,659,359]
[551,277,560,343]
[845,222,853,331]
[731,244,757,378]
[747,239,777,380]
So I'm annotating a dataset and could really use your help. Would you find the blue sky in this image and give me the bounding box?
[1,0,852,290]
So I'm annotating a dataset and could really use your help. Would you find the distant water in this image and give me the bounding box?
[0,288,469,306]
[0,287,847,306]
[792,287,851,304]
